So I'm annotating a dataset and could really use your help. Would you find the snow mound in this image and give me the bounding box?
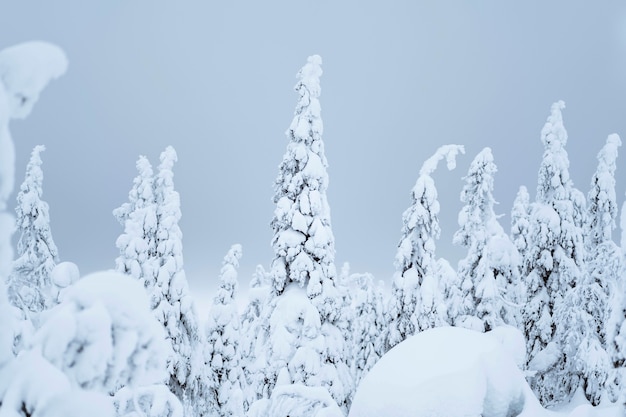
[50,261,79,289]
[349,326,528,417]
[0,41,68,119]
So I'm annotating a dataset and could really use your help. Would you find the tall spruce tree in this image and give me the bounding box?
[152,146,206,414]
[523,101,586,406]
[582,134,623,403]
[8,145,59,315]
[253,55,351,416]
[205,244,245,417]
[387,145,464,350]
[453,148,522,332]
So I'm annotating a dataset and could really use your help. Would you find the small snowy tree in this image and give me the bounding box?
[523,101,586,406]
[387,144,464,349]
[255,55,351,414]
[113,155,158,291]
[453,148,522,332]
[350,273,385,386]
[240,265,271,410]
[8,145,59,316]
[205,244,245,417]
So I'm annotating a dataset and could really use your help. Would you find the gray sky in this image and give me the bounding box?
[3,1,626,304]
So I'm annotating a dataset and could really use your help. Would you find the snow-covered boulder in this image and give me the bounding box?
[349,326,530,417]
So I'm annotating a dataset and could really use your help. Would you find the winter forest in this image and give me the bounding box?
[2,40,626,417]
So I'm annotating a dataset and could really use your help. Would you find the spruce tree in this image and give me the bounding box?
[581,134,623,403]
[453,148,522,331]
[254,55,351,415]
[387,144,464,350]
[205,244,245,417]
[152,146,206,414]
[240,264,271,410]
[523,101,586,406]
[8,145,59,315]
[113,155,158,294]
[351,273,385,387]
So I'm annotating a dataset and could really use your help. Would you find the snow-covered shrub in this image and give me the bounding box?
[31,270,169,393]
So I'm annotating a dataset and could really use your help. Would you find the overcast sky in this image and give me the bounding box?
[2,1,626,303]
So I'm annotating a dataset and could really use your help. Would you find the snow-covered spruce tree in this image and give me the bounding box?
[580,134,623,404]
[150,146,206,415]
[523,101,586,406]
[8,145,59,316]
[205,244,245,417]
[113,155,158,291]
[350,273,386,387]
[386,144,464,350]
[453,147,522,332]
[240,264,271,410]
[252,55,350,416]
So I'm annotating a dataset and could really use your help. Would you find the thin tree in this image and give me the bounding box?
[8,145,59,315]
[205,244,245,417]
[386,144,464,350]
[453,147,522,331]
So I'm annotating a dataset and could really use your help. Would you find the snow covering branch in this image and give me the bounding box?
[419,144,465,176]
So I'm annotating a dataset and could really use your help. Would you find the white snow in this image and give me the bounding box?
[350,326,529,417]
[0,41,68,120]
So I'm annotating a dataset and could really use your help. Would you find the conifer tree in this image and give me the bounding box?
[351,273,386,387]
[523,101,586,406]
[151,146,206,414]
[240,265,271,410]
[113,155,158,293]
[205,244,245,417]
[580,134,622,403]
[253,55,351,416]
[453,148,522,331]
[8,145,59,315]
[387,145,464,350]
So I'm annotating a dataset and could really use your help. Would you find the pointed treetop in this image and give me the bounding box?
[598,133,621,168]
[159,146,178,171]
[296,55,323,98]
[24,145,46,187]
[420,144,465,176]
[540,100,567,148]
[223,244,243,269]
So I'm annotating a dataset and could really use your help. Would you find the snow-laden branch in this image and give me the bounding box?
[419,144,465,176]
